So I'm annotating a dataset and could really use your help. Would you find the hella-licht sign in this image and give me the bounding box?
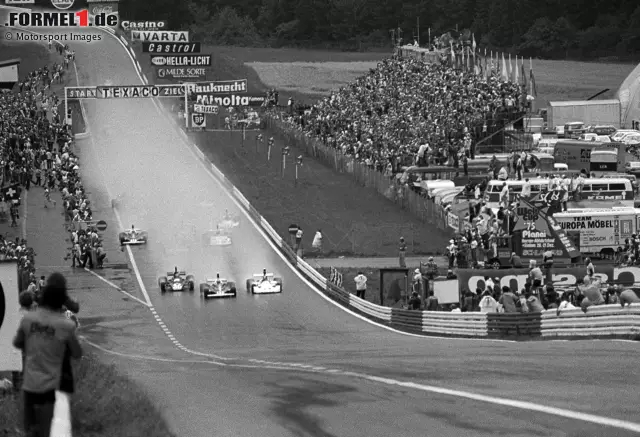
[151,55,211,67]
[5,0,35,4]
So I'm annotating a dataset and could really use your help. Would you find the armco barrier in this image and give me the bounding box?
[110,29,640,340]
[487,312,542,338]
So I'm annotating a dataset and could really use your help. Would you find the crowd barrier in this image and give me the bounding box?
[262,116,455,238]
[106,30,640,341]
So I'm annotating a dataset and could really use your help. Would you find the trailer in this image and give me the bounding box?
[548,99,621,129]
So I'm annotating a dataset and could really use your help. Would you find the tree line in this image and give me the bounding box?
[76,0,640,60]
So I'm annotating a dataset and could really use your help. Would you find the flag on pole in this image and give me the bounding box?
[515,55,520,83]
[450,41,455,67]
[501,53,508,81]
[520,58,527,88]
[508,53,512,82]
[529,57,538,97]
[465,46,470,71]
[472,33,477,53]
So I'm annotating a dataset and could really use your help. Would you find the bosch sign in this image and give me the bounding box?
[121,20,165,31]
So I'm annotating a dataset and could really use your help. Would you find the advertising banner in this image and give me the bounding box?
[151,55,210,67]
[156,67,206,80]
[456,266,615,294]
[193,94,266,107]
[0,261,22,371]
[186,79,247,95]
[88,1,118,16]
[143,42,201,53]
[191,113,206,128]
[193,104,219,114]
[131,31,189,43]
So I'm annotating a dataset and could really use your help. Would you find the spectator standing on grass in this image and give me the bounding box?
[295,227,303,256]
[312,229,323,253]
[398,237,407,268]
[13,272,83,437]
[354,272,367,299]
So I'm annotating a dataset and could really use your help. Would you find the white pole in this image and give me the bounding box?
[64,92,68,126]
[184,82,189,128]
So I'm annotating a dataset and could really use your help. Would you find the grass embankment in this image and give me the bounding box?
[0,352,176,437]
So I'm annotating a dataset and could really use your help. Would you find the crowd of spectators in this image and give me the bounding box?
[0,43,95,290]
[275,54,523,173]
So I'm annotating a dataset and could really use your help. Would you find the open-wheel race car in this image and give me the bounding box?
[119,225,148,246]
[236,111,262,129]
[217,209,240,230]
[246,269,282,294]
[202,226,232,247]
[159,268,195,293]
[200,273,237,298]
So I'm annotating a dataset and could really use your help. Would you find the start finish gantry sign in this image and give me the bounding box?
[65,84,187,99]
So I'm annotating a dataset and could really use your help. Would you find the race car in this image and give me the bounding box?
[159,268,195,293]
[119,225,148,246]
[202,226,232,246]
[200,273,237,298]
[236,111,261,129]
[246,269,283,294]
[217,209,240,230]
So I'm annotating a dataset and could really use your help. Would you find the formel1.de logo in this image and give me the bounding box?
[51,0,75,10]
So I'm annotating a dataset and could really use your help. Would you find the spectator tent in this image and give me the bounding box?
[616,61,640,130]
[0,59,20,90]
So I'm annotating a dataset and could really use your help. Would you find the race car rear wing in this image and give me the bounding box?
[253,273,274,278]
[167,271,187,277]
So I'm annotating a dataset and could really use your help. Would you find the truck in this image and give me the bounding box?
[553,207,640,259]
[547,99,621,130]
[554,140,634,172]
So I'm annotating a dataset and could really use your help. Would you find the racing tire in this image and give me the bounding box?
[274,277,283,284]
[230,287,237,297]
[160,284,166,294]
[246,279,251,293]
[199,284,207,294]
[189,282,195,292]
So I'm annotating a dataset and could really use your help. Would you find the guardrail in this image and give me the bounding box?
[110,30,640,341]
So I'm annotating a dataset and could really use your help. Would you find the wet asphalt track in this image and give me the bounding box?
[7,17,640,436]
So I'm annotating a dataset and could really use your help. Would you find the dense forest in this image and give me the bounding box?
[84,0,640,60]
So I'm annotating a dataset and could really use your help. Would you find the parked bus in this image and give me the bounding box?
[553,207,640,258]
[483,177,634,209]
